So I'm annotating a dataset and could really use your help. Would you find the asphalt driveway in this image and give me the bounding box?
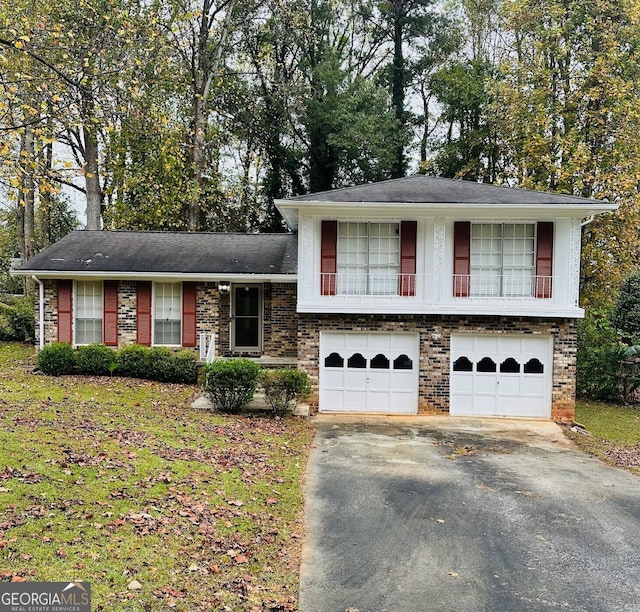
[299,417,640,612]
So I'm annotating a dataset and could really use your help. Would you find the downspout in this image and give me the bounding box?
[31,275,44,349]
[581,214,595,227]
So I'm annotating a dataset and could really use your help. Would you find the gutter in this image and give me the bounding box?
[581,214,596,227]
[31,275,45,349]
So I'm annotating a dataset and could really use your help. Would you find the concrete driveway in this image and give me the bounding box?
[299,417,640,612]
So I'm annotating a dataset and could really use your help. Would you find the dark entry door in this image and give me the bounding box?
[233,285,261,350]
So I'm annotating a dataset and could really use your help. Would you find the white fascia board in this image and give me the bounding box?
[296,302,585,319]
[276,199,617,227]
[16,271,297,283]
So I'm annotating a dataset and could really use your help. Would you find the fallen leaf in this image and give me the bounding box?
[448,571,459,577]
[235,555,249,564]
[127,580,142,590]
[436,519,445,524]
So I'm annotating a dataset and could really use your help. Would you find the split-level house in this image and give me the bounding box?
[16,176,615,420]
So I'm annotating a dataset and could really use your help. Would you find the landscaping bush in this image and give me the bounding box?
[115,344,149,379]
[259,368,311,413]
[76,343,117,376]
[38,342,75,376]
[170,351,198,384]
[0,298,35,343]
[202,358,260,413]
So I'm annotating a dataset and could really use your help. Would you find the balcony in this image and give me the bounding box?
[319,272,553,301]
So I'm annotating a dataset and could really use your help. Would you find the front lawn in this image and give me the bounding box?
[0,342,314,610]
[565,400,640,476]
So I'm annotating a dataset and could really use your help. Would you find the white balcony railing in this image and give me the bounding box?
[319,272,555,301]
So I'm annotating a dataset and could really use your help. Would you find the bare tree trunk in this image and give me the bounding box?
[20,124,36,260]
[81,89,102,230]
[188,0,235,231]
[84,123,102,230]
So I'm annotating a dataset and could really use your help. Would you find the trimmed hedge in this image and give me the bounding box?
[202,358,260,413]
[76,343,117,376]
[38,342,76,376]
[37,342,197,384]
[258,368,311,413]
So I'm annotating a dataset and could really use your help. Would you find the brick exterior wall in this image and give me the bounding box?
[37,280,297,361]
[297,314,577,421]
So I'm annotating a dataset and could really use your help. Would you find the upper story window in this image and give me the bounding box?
[75,281,103,345]
[454,221,553,299]
[471,223,535,297]
[154,282,181,345]
[321,220,417,296]
[337,222,400,295]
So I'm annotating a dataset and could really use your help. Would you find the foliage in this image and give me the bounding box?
[576,311,625,402]
[143,347,198,384]
[0,297,34,342]
[610,271,640,343]
[75,343,117,376]
[259,368,311,414]
[115,344,149,379]
[202,358,261,413]
[37,342,75,376]
[0,341,314,609]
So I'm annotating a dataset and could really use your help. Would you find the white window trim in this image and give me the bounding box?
[230,283,263,352]
[336,221,401,296]
[470,222,536,298]
[152,282,183,347]
[73,280,103,346]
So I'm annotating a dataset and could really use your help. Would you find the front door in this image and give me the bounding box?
[232,284,262,351]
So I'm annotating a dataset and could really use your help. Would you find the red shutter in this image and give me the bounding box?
[57,280,73,343]
[136,281,152,346]
[321,220,337,295]
[399,221,417,296]
[535,222,554,298]
[182,282,197,347]
[103,281,119,346]
[453,222,471,297]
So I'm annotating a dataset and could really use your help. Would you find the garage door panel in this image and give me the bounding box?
[451,334,552,418]
[392,371,416,390]
[499,376,521,394]
[451,373,473,393]
[475,374,499,393]
[320,332,418,414]
[345,390,368,411]
[369,372,391,390]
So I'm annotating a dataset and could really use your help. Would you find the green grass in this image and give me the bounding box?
[0,342,314,610]
[566,399,640,476]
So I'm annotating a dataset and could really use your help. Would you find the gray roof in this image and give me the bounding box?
[17,231,298,276]
[287,175,607,205]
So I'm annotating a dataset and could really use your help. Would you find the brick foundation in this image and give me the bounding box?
[297,314,577,421]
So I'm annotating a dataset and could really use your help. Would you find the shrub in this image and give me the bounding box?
[202,358,260,413]
[259,368,311,414]
[170,351,198,384]
[116,344,150,379]
[611,271,640,343]
[146,347,176,382]
[577,311,625,401]
[38,342,75,376]
[76,343,117,376]
[0,298,35,343]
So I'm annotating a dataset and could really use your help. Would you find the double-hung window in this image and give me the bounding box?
[154,282,181,345]
[75,281,103,344]
[337,222,400,295]
[470,223,535,297]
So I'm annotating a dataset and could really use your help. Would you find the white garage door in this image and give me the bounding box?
[450,334,552,418]
[320,332,419,414]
